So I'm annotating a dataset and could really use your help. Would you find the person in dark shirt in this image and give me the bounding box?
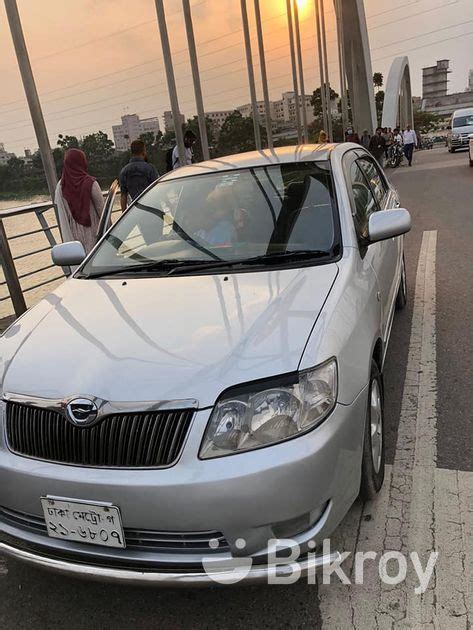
[369,128,387,167]
[119,139,159,211]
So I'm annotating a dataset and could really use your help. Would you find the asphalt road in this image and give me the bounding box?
[0,146,471,629]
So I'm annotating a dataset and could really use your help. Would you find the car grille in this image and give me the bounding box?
[5,401,193,468]
[0,506,229,554]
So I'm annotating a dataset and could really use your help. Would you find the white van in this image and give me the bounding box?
[448,107,473,152]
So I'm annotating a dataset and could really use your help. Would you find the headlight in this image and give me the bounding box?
[452,133,460,139]
[200,359,337,459]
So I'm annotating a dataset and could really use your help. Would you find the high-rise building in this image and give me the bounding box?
[112,114,160,151]
[205,110,234,132]
[0,142,15,165]
[422,60,450,99]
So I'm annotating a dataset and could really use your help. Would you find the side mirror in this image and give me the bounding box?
[51,241,86,267]
[447,125,452,130]
[368,209,411,243]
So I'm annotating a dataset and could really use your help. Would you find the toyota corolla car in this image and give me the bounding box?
[0,144,410,585]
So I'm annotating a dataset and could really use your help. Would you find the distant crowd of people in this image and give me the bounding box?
[318,125,418,168]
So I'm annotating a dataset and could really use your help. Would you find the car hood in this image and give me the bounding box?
[1,266,338,407]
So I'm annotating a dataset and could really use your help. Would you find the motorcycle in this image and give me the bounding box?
[387,143,404,168]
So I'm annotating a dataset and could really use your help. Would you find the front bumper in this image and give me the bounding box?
[0,540,342,586]
[450,136,470,148]
[0,387,368,584]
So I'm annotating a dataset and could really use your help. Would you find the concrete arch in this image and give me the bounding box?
[337,0,377,135]
[382,56,414,129]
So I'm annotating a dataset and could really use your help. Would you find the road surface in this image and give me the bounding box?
[0,147,471,629]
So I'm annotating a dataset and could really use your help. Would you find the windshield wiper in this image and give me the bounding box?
[168,250,332,275]
[80,250,332,279]
[78,259,212,279]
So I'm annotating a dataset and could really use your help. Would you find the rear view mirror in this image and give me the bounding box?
[368,209,411,243]
[51,241,86,267]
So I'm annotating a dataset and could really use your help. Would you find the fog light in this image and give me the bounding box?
[272,503,327,539]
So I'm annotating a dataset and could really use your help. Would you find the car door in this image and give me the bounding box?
[343,153,395,342]
[356,157,400,332]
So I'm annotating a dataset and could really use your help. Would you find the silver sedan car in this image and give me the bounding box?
[0,144,410,585]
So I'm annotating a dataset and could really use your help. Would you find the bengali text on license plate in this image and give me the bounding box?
[40,497,125,548]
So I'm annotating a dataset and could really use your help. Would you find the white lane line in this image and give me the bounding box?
[318,231,439,627]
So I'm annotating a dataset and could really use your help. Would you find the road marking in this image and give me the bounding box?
[318,231,473,627]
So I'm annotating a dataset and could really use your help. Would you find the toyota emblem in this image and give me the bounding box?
[66,398,98,426]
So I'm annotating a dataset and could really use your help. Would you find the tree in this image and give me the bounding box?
[375,90,385,126]
[311,86,340,118]
[217,111,266,156]
[413,110,440,133]
[373,72,384,92]
[80,131,114,164]
[57,134,79,150]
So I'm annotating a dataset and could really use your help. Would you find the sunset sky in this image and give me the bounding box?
[0,0,472,155]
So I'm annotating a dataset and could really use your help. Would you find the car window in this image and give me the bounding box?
[349,161,378,239]
[357,158,388,208]
[81,162,341,276]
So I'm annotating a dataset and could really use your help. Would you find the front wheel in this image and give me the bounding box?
[359,361,385,500]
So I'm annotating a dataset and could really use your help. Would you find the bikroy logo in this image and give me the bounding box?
[202,537,438,593]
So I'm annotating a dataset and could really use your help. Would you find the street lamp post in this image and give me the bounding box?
[254,0,273,149]
[240,0,262,151]
[293,0,309,143]
[182,0,209,161]
[4,0,57,201]
[286,0,303,145]
[154,0,186,167]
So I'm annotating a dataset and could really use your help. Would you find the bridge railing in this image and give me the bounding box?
[0,193,121,326]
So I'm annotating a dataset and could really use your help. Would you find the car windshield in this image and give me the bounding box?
[453,115,473,128]
[80,161,340,278]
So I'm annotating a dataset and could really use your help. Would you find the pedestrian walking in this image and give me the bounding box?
[369,127,387,167]
[318,130,328,144]
[360,129,371,150]
[119,139,159,211]
[402,125,417,166]
[55,148,104,254]
[171,130,196,170]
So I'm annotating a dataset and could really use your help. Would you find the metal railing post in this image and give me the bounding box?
[319,0,333,141]
[0,219,27,317]
[240,0,262,151]
[254,0,273,149]
[286,0,303,145]
[4,0,58,201]
[293,0,309,143]
[314,0,328,135]
[182,0,210,161]
[154,0,186,167]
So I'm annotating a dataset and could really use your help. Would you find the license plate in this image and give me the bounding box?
[40,496,125,549]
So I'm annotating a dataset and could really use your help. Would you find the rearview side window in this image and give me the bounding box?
[349,161,378,239]
[357,158,388,208]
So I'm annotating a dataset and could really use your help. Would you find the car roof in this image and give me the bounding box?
[160,143,337,181]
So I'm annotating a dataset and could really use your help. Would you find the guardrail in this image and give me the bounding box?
[0,189,121,322]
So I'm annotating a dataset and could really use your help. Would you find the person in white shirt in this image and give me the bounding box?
[402,125,417,166]
[172,130,196,169]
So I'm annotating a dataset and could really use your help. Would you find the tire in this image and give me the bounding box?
[395,255,407,310]
[359,361,385,501]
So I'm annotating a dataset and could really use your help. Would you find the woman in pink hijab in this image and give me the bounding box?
[55,148,104,254]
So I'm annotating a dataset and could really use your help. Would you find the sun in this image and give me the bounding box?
[295,0,309,12]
